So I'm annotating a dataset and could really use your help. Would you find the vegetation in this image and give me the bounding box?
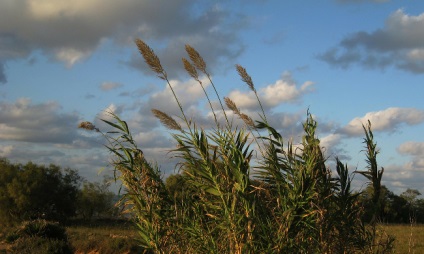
[65,220,142,254]
[77,39,417,253]
[76,177,118,221]
[0,159,81,226]
[0,159,117,227]
[1,40,423,253]
[4,219,72,254]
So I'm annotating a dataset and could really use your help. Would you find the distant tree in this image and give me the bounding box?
[400,188,422,221]
[76,176,116,220]
[0,159,81,225]
[0,158,18,226]
[400,188,421,208]
[359,185,391,223]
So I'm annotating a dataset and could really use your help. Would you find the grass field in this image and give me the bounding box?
[66,221,142,254]
[382,224,424,254]
[66,223,423,253]
[2,223,423,253]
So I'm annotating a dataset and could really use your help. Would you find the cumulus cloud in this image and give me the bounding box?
[339,107,424,136]
[383,161,424,194]
[228,72,314,110]
[398,141,424,157]
[0,0,250,83]
[150,77,211,111]
[0,98,80,143]
[319,9,424,73]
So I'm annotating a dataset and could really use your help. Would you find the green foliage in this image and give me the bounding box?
[82,40,396,253]
[359,186,424,224]
[76,177,117,220]
[0,159,82,225]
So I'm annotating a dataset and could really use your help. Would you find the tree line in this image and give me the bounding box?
[0,158,117,226]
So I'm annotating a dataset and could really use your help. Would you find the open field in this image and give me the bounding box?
[67,223,424,253]
[382,224,424,254]
[1,223,423,253]
[67,223,423,254]
[65,221,142,254]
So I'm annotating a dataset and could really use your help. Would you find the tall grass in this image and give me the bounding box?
[80,40,393,253]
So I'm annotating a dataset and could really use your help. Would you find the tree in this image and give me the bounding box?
[76,177,116,220]
[400,188,421,208]
[0,159,82,225]
[0,158,18,226]
[400,188,422,221]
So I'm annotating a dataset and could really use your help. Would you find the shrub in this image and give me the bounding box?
[11,236,72,254]
[7,220,72,254]
[80,40,393,253]
[17,219,67,240]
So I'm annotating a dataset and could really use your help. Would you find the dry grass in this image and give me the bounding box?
[67,224,424,254]
[3,223,423,253]
[66,223,142,254]
[382,224,424,254]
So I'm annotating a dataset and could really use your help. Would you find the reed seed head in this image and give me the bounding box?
[78,121,99,132]
[182,58,199,80]
[135,39,167,80]
[240,113,255,128]
[151,109,182,131]
[224,97,240,114]
[185,45,207,73]
[236,64,255,92]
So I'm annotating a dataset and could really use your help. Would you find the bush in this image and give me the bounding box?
[7,220,72,254]
[17,220,67,240]
[0,160,81,225]
[11,236,72,254]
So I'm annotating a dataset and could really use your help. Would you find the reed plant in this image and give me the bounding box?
[80,40,393,253]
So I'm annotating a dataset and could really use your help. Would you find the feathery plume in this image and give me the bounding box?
[185,45,206,73]
[236,64,255,92]
[240,113,255,128]
[224,97,240,114]
[78,121,99,132]
[135,39,167,80]
[182,58,199,80]
[151,109,182,131]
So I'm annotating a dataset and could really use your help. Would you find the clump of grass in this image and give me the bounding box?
[81,40,394,253]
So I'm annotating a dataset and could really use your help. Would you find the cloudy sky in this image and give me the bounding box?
[1,0,423,194]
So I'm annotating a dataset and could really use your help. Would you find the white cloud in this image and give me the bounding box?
[0,145,13,157]
[55,48,91,67]
[340,107,424,136]
[397,141,424,174]
[149,77,211,115]
[320,133,342,150]
[228,72,314,110]
[27,0,102,19]
[133,131,175,150]
[398,141,424,156]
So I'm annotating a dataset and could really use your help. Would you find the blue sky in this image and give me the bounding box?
[1,0,423,195]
